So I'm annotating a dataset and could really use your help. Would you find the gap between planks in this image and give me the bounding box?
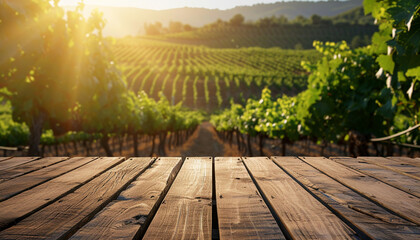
[70,157,183,240]
[242,157,358,240]
[273,156,420,240]
[0,157,155,239]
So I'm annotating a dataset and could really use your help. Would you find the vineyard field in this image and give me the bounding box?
[113,38,320,110]
[143,24,377,49]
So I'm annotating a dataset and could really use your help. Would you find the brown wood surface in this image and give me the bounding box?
[358,157,420,180]
[387,157,420,168]
[273,156,420,240]
[0,157,69,183]
[0,157,39,171]
[0,157,96,201]
[333,157,420,198]
[0,157,124,230]
[215,157,285,239]
[0,157,12,162]
[143,157,212,240]
[0,156,418,239]
[0,157,154,240]
[70,157,183,239]
[301,157,420,225]
[243,157,357,240]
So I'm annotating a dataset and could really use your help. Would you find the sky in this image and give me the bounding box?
[59,0,323,10]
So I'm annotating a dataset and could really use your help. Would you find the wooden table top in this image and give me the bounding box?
[0,156,419,239]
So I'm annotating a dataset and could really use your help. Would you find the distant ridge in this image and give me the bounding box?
[64,0,364,37]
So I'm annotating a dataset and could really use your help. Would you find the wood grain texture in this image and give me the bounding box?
[143,157,212,240]
[358,157,420,180]
[0,157,12,162]
[70,157,183,239]
[242,157,357,240]
[0,157,39,171]
[0,157,154,240]
[387,157,420,168]
[301,157,420,225]
[0,157,69,183]
[0,157,96,201]
[0,157,124,230]
[273,156,420,240]
[215,157,285,240]
[333,157,420,198]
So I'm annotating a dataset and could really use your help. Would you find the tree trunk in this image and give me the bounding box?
[150,135,156,157]
[28,112,45,156]
[158,132,167,156]
[63,143,68,156]
[119,135,124,155]
[100,134,113,157]
[41,144,46,157]
[282,139,286,156]
[83,140,90,156]
[133,133,138,157]
[54,144,59,156]
[247,134,253,157]
[73,141,78,154]
[385,142,393,156]
[258,134,264,156]
[236,130,241,151]
[168,133,172,150]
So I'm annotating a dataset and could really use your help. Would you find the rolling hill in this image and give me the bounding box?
[64,0,365,37]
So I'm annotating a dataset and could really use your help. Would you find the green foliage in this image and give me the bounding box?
[147,24,377,49]
[0,101,29,147]
[365,0,420,98]
[229,14,245,26]
[298,41,392,141]
[0,1,204,151]
[211,88,299,141]
[114,39,321,111]
[365,0,420,140]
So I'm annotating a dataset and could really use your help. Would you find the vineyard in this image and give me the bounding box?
[113,38,320,110]
[144,24,377,49]
[0,0,419,158]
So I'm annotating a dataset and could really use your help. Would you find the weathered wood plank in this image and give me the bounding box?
[0,157,124,230]
[215,157,285,239]
[0,157,69,182]
[0,157,154,240]
[0,157,12,162]
[358,157,420,180]
[301,157,420,225]
[0,157,96,201]
[242,157,357,240]
[143,157,212,240]
[273,156,420,240]
[70,157,182,239]
[387,157,420,168]
[0,157,39,171]
[333,157,420,198]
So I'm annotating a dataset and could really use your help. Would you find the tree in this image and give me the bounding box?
[144,22,163,35]
[169,21,183,33]
[230,14,245,26]
[0,1,124,155]
[311,14,323,25]
[293,15,309,25]
[1,1,78,155]
[350,35,363,48]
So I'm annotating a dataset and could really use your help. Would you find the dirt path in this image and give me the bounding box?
[166,122,242,157]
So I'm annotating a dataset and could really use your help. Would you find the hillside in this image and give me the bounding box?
[144,24,376,49]
[65,0,364,37]
[113,38,320,111]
